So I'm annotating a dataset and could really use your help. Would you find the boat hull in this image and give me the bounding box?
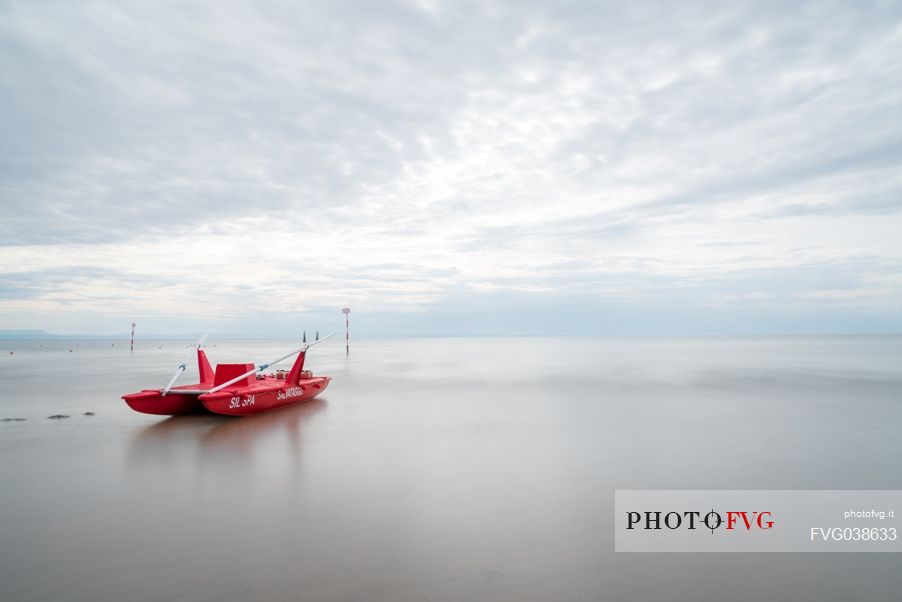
[122,390,205,415]
[199,377,331,416]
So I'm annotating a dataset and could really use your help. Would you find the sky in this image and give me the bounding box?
[1,0,901,337]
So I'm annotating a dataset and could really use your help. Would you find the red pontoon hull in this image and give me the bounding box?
[123,389,206,415]
[199,376,331,416]
[122,348,215,416]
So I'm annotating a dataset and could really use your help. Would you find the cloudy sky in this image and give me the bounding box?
[1,0,901,336]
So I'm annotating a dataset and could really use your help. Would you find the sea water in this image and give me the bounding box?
[1,336,901,601]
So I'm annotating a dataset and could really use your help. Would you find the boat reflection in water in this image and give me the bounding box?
[126,399,328,481]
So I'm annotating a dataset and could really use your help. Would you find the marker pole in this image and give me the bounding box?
[342,307,350,355]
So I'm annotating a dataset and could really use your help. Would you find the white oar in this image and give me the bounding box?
[162,334,208,396]
[206,332,336,395]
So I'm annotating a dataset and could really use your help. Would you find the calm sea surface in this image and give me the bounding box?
[1,336,901,601]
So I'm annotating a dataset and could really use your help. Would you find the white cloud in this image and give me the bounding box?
[1,0,901,334]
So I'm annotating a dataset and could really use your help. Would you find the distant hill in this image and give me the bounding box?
[0,330,63,340]
[0,330,125,340]
[0,330,218,341]
[1,328,358,341]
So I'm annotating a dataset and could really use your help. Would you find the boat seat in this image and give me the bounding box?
[213,363,256,388]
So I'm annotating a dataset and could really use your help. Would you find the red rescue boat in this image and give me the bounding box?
[123,334,333,417]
